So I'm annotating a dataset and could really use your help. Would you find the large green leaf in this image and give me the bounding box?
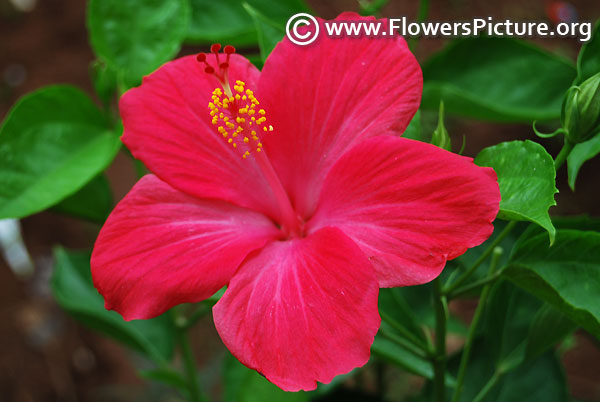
[0,85,120,219]
[504,230,600,339]
[52,174,113,223]
[448,343,568,402]
[51,247,176,363]
[87,0,190,85]
[187,0,308,46]
[475,140,557,243]
[223,352,308,402]
[242,3,285,64]
[576,20,600,83]
[567,134,600,190]
[525,305,577,361]
[444,282,569,402]
[422,38,576,122]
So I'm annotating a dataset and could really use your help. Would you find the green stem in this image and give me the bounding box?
[444,221,516,296]
[432,278,448,402]
[379,329,431,360]
[450,247,503,402]
[554,140,575,170]
[180,303,211,331]
[447,270,504,300]
[178,331,205,402]
[380,311,431,352]
[409,0,430,50]
[471,371,503,402]
[416,0,430,23]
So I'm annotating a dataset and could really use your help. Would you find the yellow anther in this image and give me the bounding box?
[207,83,273,160]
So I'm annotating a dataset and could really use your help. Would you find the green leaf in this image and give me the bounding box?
[371,336,435,380]
[0,85,120,219]
[505,230,600,339]
[403,110,423,141]
[445,282,569,402]
[525,305,577,361]
[576,20,600,83]
[223,352,309,402]
[139,368,188,394]
[87,0,190,86]
[567,134,600,190]
[448,344,568,402]
[475,140,557,243]
[51,247,176,363]
[187,0,308,46]
[242,3,285,64]
[422,38,576,122]
[52,174,112,223]
[90,60,118,105]
[481,281,542,368]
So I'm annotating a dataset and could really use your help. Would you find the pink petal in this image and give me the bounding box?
[91,175,280,320]
[258,12,422,218]
[309,136,500,287]
[213,227,380,391]
[120,54,281,219]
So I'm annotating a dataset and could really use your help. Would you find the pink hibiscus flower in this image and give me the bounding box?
[91,13,500,391]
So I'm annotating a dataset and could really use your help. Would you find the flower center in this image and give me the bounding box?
[198,45,303,238]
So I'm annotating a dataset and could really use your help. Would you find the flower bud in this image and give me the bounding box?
[562,71,600,144]
[432,101,452,151]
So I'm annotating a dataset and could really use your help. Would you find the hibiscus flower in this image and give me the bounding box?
[91,13,500,391]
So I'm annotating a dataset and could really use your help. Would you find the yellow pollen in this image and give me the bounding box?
[208,81,273,159]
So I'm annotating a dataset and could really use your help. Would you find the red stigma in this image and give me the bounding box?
[196,44,237,86]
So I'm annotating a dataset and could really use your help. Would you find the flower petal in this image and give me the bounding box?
[120,54,280,218]
[309,136,500,287]
[258,13,422,218]
[213,227,380,391]
[91,175,280,320]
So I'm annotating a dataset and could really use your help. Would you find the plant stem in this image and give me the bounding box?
[444,221,516,296]
[181,303,211,331]
[471,371,502,402]
[178,331,204,402]
[450,247,503,402]
[379,328,431,360]
[380,311,431,352]
[447,270,504,300]
[432,278,448,402]
[417,0,430,23]
[554,140,575,170]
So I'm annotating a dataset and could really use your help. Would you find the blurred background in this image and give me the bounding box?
[1,0,599,401]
